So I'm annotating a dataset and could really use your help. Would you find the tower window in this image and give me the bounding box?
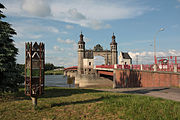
[89,62,91,66]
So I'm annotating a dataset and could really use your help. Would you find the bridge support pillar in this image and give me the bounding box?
[113,70,117,88]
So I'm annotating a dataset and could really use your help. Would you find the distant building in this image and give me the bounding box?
[119,52,132,65]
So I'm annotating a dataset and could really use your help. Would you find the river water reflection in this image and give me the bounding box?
[45,75,74,87]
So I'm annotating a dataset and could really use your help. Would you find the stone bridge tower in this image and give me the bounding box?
[77,32,118,75]
[78,32,85,74]
[110,33,118,65]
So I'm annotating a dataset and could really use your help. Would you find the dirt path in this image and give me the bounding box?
[97,87,180,102]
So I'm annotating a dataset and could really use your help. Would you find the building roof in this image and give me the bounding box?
[121,52,131,59]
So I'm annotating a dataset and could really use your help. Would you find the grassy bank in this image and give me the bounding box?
[0,87,180,120]
[45,70,64,75]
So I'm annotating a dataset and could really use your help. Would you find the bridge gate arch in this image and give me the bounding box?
[78,33,118,74]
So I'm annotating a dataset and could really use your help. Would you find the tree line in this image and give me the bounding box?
[0,3,24,92]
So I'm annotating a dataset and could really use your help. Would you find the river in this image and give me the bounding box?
[45,75,74,87]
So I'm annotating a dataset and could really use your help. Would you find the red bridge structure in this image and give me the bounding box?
[64,56,180,88]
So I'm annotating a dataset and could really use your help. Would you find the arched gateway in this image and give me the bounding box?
[78,32,118,74]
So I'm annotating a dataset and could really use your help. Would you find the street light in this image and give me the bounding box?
[154,28,165,64]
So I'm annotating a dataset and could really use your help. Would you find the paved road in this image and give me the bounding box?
[97,87,180,102]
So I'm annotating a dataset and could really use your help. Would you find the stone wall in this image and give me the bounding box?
[75,74,113,88]
[114,69,180,88]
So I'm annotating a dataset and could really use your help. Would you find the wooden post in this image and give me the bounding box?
[31,97,37,109]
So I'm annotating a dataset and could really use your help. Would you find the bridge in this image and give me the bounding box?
[64,62,180,88]
[65,63,180,76]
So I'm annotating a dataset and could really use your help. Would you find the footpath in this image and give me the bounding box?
[97,87,180,102]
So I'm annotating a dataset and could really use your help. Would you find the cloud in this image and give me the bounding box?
[46,55,77,67]
[11,20,62,40]
[128,49,180,64]
[51,0,148,21]
[57,38,75,44]
[30,34,43,39]
[53,46,64,52]
[67,8,86,20]
[82,20,111,30]
[22,0,51,17]
[120,40,152,47]
[178,0,180,2]
[47,26,59,33]
[65,25,74,29]
[4,0,150,30]
[15,41,25,49]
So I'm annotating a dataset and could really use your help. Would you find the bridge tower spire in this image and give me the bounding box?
[110,33,118,65]
[78,32,85,74]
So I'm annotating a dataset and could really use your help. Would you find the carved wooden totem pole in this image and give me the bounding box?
[25,42,45,108]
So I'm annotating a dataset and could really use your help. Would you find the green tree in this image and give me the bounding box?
[0,3,24,92]
[45,63,55,71]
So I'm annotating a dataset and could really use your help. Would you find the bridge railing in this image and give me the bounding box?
[141,64,154,71]
[178,64,180,72]
[95,63,180,72]
[64,66,77,70]
[96,65,114,69]
[132,65,141,70]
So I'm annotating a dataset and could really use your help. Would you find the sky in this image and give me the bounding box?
[1,0,180,67]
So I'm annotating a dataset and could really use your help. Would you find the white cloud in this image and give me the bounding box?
[67,8,86,20]
[128,49,180,64]
[15,41,25,49]
[178,0,180,2]
[46,55,77,67]
[51,0,148,20]
[61,31,68,34]
[22,0,51,17]
[120,40,152,46]
[65,25,74,29]
[57,38,75,44]
[47,26,59,33]
[53,46,64,52]
[30,34,43,39]
[11,21,62,40]
[82,20,111,30]
[4,0,150,30]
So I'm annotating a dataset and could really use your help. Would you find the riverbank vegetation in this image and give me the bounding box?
[0,87,180,120]
[45,70,64,75]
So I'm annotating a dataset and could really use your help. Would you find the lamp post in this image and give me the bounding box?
[154,28,165,64]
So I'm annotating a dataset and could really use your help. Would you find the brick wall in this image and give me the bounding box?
[114,69,180,88]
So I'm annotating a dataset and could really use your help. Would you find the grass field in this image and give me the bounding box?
[0,87,180,120]
[45,70,64,75]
